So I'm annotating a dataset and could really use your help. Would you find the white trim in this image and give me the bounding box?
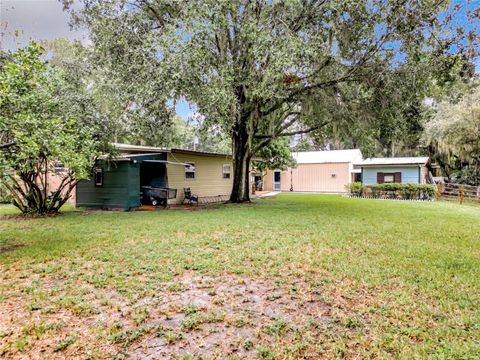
[112,143,169,153]
[94,167,103,187]
[273,170,281,191]
[355,157,429,166]
[185,162,196,180]
[222,163,231,179]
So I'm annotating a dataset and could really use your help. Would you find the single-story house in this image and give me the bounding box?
[263,149,363,193]
[76,143,234,210]
[355,157,432,185]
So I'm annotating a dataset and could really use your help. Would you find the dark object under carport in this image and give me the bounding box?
[141,186,177,207]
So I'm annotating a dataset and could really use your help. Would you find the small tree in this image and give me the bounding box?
[0,43,103,214]
[253,138,295,186]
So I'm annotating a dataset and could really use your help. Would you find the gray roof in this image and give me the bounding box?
[112,143,168,153]
[112,143,232,158]
[293,149,362,164]
[356,157,429,166]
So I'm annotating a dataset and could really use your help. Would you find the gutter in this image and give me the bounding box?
[142,160,191,166]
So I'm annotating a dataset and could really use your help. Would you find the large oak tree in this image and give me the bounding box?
[69,0,476,202]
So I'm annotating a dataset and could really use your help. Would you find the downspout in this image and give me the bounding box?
[290,167,293,192]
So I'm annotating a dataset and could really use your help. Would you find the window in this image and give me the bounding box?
[222,164,231,179]
[274,171,281,182]
[54,162,65,174]
[185,162,195,179]
[94,167,103,187]
[383,173,395,183]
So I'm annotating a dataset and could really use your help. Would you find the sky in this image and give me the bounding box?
[0,0,193,118]
[0,0,87,50]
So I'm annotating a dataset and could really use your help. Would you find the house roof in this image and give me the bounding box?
[293,149,362,164]
[98,152,165,162]
[112,143,169,153]
[356,157,429,166]
[112,143,232,158]
[170,148,232,158]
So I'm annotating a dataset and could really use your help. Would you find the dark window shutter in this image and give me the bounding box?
[394,172,402,183]
[377,172,384,184]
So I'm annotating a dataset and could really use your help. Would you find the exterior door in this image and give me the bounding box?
[273,171,281,191]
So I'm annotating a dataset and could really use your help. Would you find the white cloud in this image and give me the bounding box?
[0,0,88,51]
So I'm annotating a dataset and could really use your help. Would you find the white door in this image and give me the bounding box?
[273,171,281,191]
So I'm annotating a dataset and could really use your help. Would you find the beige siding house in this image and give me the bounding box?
[166,149,233,204]
[263,149,362,193]
[76,143,234,209]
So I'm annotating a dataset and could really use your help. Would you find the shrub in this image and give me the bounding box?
[346,182,364,196]
[417,184,436,199]
[399,184,418,199]
[348,183,435,200]
[373,183,403,198]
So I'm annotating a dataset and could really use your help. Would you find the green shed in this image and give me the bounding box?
[76,153,168,210]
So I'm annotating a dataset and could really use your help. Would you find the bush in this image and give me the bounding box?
[399,183,418,199]
[347,183,435,200]
[417,184,436,199]
[346,182,364,196]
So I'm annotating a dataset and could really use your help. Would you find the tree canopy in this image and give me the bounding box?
[68,0,478,201]
[424,85,480,185]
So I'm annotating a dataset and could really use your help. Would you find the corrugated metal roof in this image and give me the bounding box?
[293,149,362,164]
[98,152,165,161]
[112,143,232,158]
[112,143,169,153]
[356,157,429,166]
[170,148,232,158]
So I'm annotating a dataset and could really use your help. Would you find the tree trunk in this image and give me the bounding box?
[230,122,252,203]
[5,167,75,215]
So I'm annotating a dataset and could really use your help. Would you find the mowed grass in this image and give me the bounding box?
[0,195,479,358]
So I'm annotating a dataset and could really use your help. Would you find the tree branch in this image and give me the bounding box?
[253,118,331,154]
[0,178,26,212]
[260,25,394,120]
[276,122,330,137]
[255,120,330,139]
[260,73,358,119]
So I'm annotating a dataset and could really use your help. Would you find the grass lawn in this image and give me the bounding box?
[0,195,479,359]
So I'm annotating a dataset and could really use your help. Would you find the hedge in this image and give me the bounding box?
[346,182,435,200]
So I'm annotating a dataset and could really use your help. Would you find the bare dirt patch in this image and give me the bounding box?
[126,272,331,359]
[0,212,62,220]
[0,271,334,359]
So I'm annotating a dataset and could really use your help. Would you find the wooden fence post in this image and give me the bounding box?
[436,182,443,200]
[459,185,464,205]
